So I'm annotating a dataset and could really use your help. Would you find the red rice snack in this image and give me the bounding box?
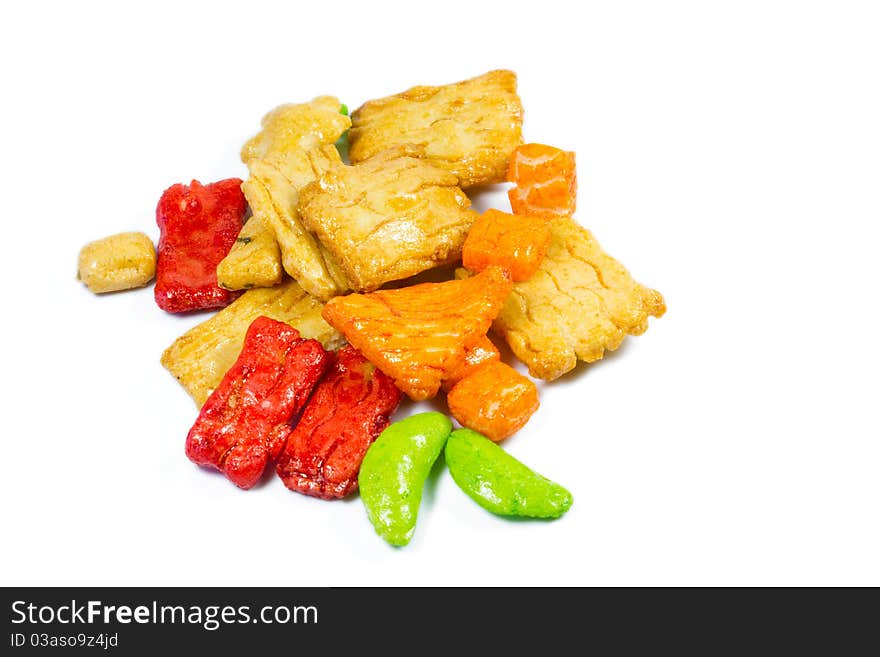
[185,316,331,489]
[155,178,247,312]
[276,345,403,499]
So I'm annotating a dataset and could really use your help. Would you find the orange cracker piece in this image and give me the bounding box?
[507,143,577,219]
[447,361,539,442]
[441,335,501,392]
[322,266,513,401]
[462,209,551,282]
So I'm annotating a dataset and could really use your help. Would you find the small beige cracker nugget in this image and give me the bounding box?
[78,231,156,293]
[216,214,283,290]
[161,278,345,406]
[458,216,665,380]
[349,70,523,188]
[299,146,478,292]
[240,96,352,300]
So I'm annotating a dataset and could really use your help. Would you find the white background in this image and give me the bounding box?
[1,1,878,586]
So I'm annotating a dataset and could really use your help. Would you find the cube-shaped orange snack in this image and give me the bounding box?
[507,143,577,219]
[322,266,513,401]
[447,361,539,442]
[462,209,551,282]
[441,335,501,392]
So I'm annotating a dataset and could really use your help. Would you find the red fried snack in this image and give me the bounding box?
[276,345,403,499]
[155,178,247,313]
[462,209,551,282]
[185,316,331,489]
[447,360,539,442]
[507,143,577,219]
[322,266,513,401]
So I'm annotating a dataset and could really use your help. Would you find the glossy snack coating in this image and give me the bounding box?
[447,361,539,442]
[359,412,453,546]
[349,70,523,188]
[322,266,513,401]
[154,178,246,312]
[445,429,572,518]
[441,335,500,392]
[216,214,283,290]
[507,143,577,219]
[298,145,477,292]
[161,278,344,406]
[456,217,665,380]
[186,316,331,489]
[276,346,403,500]
[462,209,551,282]
[77,231,155,293]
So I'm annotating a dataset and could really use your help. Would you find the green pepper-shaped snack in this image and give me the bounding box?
[335,103,350,161]
[445,428,573,518]
[359,412,453,546]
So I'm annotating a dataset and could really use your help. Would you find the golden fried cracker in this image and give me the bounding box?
[241,97,351,300]
[161,278,344,406]
[299,146,477,292]
[243,146,350,300]
[458,217,665,380]
[349,70,523,188]
[216,214,283,290]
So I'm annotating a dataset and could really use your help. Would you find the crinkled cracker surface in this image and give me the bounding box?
[349,70,523,188]
[241,95,350,165]
[299,146,477,292]
[216,214,283,290]
[243,145,350,300]
[161,278,344,406]
[458,217,665,380]
[241,97,351,300]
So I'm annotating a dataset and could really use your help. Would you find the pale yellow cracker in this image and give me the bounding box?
[349,70,523,188]
[161,278,345,406]
[458,217,665,380]
[78,231,156,293]
[299,146,477,292]
[241,97,352,300]
[243,145,350,300]
[241,95,350,165]
[216,214,283,290]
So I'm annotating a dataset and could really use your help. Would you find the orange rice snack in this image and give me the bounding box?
[462,209,551,282]
[322,266,513,401]
[447,361,539,442]
[507,143,577,219]
[441,335,501,392]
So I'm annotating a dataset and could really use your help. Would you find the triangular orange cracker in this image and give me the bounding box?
[322,266,513,400]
